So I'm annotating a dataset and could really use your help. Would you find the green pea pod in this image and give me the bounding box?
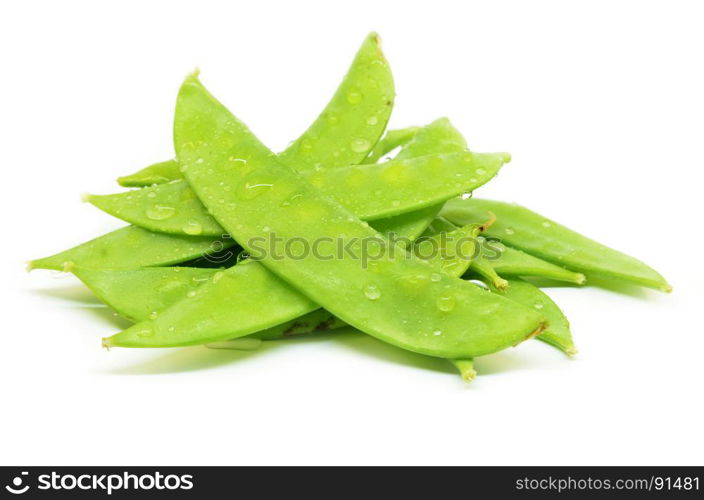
[160,74,544,359]
[375,118,471,239]
[84,224,483,346]
[28,226,233,271]
[102,119,482,347]
[87,151,509,237]
[484,277,576,356]
[426,220,586,285]
[72,266,217,322]
[117,159,181,187]
[480,237,586,285]
[369,206,442,244]
[421,216,458,237]
[34,33,395,273]
[116,32,394,187]
[74,265,339,338]
[365,126,420,163]
[277,32,394,170]
[441,198,671,292]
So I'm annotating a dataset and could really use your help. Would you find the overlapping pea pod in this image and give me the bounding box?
[86,151,510,237]
[423,217,586,285]
[419,216,577,378]
[75,222,484,341]
[31,124,501,272]
[27,226,235,271]
[116,32,394,188]
[161,73,544,359]
[30,33,398,271]
[364,126,420,163]
[102,119,503,350]
[449,277,577,380]
[441,198,671,292]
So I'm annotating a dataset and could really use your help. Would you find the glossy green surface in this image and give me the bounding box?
[166,75,543,358]
[101,224,487,348]
[88,151,508,236]
[116,32,394,186]
[28,226,231,271]
[365,126,420,163]
[480,237,586,284]
[486,277,576,356]
[117,159,182,187]
[442,198,671,292]
[277,33,394,170]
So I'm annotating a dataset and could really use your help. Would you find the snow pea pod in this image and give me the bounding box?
[365,126,420,163]
[441,198,671,292]
[91,223,482,350]
[478,237,586,285]
[373,118,471,240]
[103,111,478,347]
[72,266,217,322]
[87,151,509,236]
[28,226,232,271]
[167,74,543,358]
[277,32,394,170]
[484,277,576,356]
[424,218,585,284]
[115,32,394,187]
[117,159,181,187]
[73,265,345,339]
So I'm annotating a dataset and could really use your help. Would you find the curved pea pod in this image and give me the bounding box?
[27,226,233,271]
[115,32,394,187]
[479,237,586,285]
[277,32,394,170]
[86,151,510,236]
[169,75,545,359]
[101,225,492,348]
[421,216,458,237]
[369,206,442,244]
[365,126,420,163]
[413,223,483,276]
[117,159,182,187]
[485,277,576,356]
[73,265,346,342]
[72,266,217,322]
[441,198,671,292]
[374,117,471,238]
[104,260,319,347]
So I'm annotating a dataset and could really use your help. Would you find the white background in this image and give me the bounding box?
[1,0,702,466]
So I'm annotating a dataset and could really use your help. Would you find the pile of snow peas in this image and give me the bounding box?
[29,33,670,382]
